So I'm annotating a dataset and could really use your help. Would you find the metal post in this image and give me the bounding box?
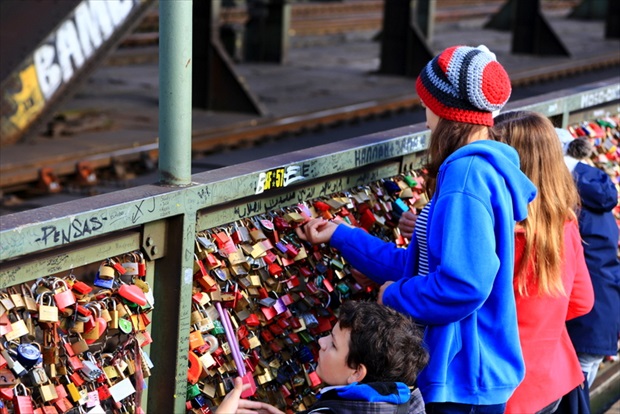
[159,0,193,186]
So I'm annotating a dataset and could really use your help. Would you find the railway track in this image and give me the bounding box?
[0,0,616,200]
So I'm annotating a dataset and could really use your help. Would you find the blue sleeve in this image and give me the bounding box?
[383,191,500,325]
[331,225,413,284]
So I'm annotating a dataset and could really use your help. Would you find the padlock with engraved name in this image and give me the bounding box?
[37,292,59,323]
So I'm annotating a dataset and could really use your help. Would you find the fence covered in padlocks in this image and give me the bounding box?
[186,174,428,411]
[0,254,155,413]
[0,79,618,413]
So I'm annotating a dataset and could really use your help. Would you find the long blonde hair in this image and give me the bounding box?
[494,111,580,296]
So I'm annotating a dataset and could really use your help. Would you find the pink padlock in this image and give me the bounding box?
[53,279,76,311]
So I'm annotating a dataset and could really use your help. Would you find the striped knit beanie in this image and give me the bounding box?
[416,45,511,126]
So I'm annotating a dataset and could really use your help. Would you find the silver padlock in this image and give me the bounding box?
[29,366,48,385]
[1,344,27,377]
[81,353,103,381]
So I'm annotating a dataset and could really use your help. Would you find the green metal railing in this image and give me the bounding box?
[1,79,618,412]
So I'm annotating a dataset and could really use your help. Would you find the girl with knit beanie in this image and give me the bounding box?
[297,45,537,413]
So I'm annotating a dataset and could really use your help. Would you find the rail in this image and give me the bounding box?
[0,78,618,413]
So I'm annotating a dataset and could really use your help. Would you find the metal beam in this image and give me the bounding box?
[244,0,291,63]
[192,0,266,115]
[511,0,571,56]
[379,0,434,78]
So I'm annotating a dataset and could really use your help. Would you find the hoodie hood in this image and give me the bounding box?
[573,162,618,213]
[318,382,411,404]
[440,140,536,222]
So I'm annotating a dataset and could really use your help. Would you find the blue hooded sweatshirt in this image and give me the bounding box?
[331,141,537,405]
[566,162,620,356]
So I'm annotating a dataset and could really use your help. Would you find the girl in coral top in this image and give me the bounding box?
[494,111,594,414]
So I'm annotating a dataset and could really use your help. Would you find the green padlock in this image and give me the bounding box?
[298,330,314,344]
[187,383,201,400]
[209,320,225,336]
[118,318,133,334]
[336,282,351,296]
[404,175,417,187]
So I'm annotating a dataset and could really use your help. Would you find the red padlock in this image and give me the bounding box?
[245,314,260,327]
[70,280,92,295]
[187,351,202,385]
[53,279,76,311]
[118,284,147,306]
[13,384,34,414]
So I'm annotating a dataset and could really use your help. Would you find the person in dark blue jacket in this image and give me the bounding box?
[296,45,537,413]
[564,136,620,387]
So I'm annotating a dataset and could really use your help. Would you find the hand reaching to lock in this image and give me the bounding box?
[216,377,284,414]
[398,210,418,239]
[295,218,340,245]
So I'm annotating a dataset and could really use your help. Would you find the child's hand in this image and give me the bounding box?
[295,218,338,245]
[398,210,418,239]
[378,281,394,305]
[216,377,285,414]
[215,377,248,414]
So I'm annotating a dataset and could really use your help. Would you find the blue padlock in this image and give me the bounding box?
[10,342,42,370]
[93,271,115,289]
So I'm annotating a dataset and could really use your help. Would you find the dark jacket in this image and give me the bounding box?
[566,162,620,356]
[300,382,425,414]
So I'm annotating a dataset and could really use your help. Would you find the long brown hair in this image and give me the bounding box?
[424,118,503,196]
[494,111,580,296]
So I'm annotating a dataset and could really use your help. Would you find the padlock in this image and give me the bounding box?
[81,359,103,382]
[187,351,202,385]
[13,383,34,414]
[108,377,135,402]
[70,279,92,296]
[52,279,76,311]
[20,285,38,314]
[39,380,59,402]
[121,253,139,276]
[7,288,25,311]
[66,381,82,403]
[37,292,59,323]
[93,271,115,289]
[11,341,42,370]
[3,311,29,341]
[118,318,133,334]
[107,299,119,330]
[118,284,147,307]
[67,355,84,372]
[69,334,90,355]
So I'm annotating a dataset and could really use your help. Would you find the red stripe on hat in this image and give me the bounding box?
[481,61,511,106]
[436,46,460,74]
[417,77,494,126]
